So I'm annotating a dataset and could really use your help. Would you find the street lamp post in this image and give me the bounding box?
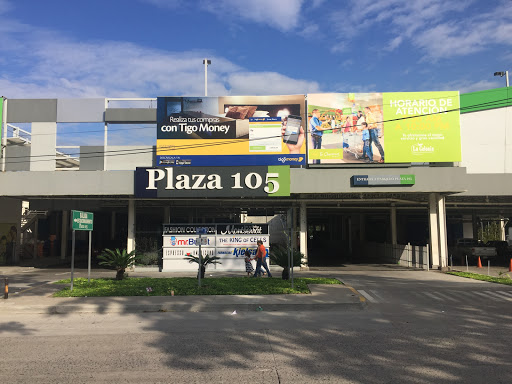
[494,71,509,87]
[203,59,211,96]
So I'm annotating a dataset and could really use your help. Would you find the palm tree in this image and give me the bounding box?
[98,248,135,280]
[269,245,302,280]
[183,253,221,278]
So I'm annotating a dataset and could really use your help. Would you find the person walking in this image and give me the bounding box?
[252,240,272,278]
[244,249,255,277]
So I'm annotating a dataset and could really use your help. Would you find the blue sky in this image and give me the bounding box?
[1,0,511,99]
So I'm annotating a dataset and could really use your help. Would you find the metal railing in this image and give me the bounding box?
[361,242,430,269]
[5,124,80,169]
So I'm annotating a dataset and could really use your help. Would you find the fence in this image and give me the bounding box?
[361,242,429,269]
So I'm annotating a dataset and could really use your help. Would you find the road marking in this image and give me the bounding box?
[369,289,387,303]
[485,291,512,301]
[497,290,512,298]
[359,290,377,303]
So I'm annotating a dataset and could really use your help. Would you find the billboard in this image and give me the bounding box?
[156,95,306,167]
[306,92,460,164]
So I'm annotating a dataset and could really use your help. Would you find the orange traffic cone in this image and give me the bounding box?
[477,256,482,268]
[509,258,512,272]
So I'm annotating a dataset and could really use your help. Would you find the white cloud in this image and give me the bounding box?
[438,79,503,94]
[138,0,183,9]
[199,0,305,32]
[330,0,512,59]
[226,72,321,95]
[0,20,319,98]
[299,24,320,39]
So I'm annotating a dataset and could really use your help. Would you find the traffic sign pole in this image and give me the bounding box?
[88,231,92,283]
[71,229,75,292]
[198,232,202,288]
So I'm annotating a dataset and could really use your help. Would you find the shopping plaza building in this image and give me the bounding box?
[0,87,511,271]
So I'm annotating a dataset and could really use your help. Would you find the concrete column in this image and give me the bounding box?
[127,199,136,254]
[61,210,68,260]
[500,215,506,241]
[437,194,448,269]
[299,201,308,268]
[428,193,440,269]
[391,203,397,245]
[110,211,116,241]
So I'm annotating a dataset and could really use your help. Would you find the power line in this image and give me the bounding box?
[3,96,510,138]
[2,97,510,165]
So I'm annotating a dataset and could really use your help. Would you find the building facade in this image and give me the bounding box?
[0,88,511,271]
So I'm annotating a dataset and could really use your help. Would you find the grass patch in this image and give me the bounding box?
[53,277,341,297]
[446,271,512,285]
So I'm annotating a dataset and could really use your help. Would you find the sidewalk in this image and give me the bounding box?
[0,267,366,314]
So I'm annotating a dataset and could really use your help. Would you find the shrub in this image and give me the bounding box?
[183,253,221,278]
[269,245,302,268]
[98,248,135,280]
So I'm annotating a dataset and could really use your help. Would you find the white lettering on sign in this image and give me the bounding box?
[144,168,282,194]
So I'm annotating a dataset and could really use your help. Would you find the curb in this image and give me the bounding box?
[1,302,365,314]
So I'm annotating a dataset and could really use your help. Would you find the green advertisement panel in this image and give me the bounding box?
[306,92,461,164]
[383,91,460,163]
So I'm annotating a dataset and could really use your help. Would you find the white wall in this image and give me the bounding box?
[460,105,512,173]
[30,122,57,171]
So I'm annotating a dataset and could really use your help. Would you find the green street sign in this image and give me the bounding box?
[71,210,94,231]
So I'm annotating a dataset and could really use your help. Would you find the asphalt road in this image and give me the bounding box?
[1,268,512,383]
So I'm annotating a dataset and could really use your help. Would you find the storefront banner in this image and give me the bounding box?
[306,92,460,164]
[163,235,216,248]
[163,225,217,235]
[351,174,415,187]
[156,96,306,166]
[135,166,290,198]
[161,223,269,271]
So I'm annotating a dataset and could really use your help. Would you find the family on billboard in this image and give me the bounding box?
[307,93,385,165]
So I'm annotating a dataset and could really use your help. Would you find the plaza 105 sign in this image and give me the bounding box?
[135,166,290,198]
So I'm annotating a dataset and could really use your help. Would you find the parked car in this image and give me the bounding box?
[450,238,497,264]
[485,240,512,263]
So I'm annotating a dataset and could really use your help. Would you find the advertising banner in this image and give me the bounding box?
[306,92,460,164]
[162,224,269,272]
[135,165,290,198]
[156,96,306,167]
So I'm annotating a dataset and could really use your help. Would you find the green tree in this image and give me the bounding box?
[98,248,135,280]
[478,221,502,243]
[269,245,302,280]
[183,253,221,278]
